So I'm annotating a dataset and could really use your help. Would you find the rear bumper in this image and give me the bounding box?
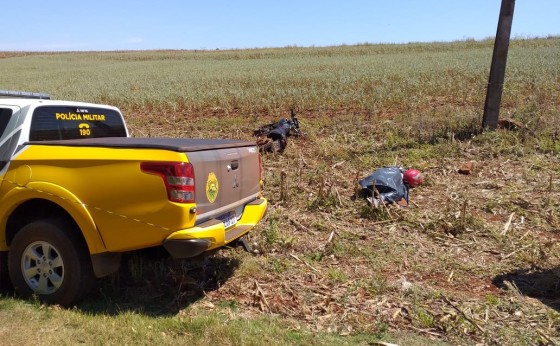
[163,197,267,259]
[163,238,211,258]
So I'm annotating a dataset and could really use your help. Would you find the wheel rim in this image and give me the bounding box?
[21,241,64,295]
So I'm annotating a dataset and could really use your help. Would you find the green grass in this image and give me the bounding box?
[0,296,440,346]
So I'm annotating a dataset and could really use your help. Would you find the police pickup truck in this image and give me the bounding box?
[0,90,267,306]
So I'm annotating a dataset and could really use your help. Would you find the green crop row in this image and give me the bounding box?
[1,37,558,148]
[1,38,557,116]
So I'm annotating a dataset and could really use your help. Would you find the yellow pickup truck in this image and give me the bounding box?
[0,90,267,306]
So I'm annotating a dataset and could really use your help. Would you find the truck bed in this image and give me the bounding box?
[18,136,263,234]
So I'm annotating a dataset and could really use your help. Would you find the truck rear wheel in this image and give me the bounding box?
[8,218,95,306]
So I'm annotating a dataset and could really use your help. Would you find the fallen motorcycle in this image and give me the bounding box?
[253,109,303,153]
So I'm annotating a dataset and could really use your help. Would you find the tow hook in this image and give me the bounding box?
[235,237,253,253]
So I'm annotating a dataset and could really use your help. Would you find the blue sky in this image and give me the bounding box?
[1,1,558,51]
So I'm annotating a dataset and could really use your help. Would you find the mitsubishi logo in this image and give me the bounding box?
[233,175,239,188]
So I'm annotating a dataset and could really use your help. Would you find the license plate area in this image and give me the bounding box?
[217,211,237,229]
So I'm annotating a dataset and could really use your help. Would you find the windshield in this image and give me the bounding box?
[30,105,127,141]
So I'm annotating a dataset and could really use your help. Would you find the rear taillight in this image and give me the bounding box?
[141,162,195,203]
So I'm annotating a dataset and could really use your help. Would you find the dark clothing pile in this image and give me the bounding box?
[358,166,409,206]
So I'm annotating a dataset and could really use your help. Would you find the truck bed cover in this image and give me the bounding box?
[25,137,257,152]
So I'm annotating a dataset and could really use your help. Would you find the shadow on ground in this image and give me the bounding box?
[1,247,241,317]
[0,252,12,294]
[493,266,560,312]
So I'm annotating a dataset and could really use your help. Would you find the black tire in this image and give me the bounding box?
[8,218,95,306]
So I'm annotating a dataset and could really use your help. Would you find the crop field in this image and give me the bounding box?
[1,37,559,345]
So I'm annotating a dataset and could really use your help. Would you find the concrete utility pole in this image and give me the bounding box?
[482,0,516,130]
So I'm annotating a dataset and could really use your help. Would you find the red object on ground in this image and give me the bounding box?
[403,169,423,187]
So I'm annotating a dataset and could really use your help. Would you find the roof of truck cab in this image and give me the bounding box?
[0,98,121,111]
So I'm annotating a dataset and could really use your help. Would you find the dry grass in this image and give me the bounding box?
[108,110,560,345]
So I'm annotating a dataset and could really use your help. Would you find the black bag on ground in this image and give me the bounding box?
[358,166,409,205]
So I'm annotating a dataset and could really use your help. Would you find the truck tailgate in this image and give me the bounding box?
[187,145,261,223]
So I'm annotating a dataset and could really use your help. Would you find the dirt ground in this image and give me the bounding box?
[221,148,557,340]
[115,110,560,344]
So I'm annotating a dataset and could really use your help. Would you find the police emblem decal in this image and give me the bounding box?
[206,172,219,203]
